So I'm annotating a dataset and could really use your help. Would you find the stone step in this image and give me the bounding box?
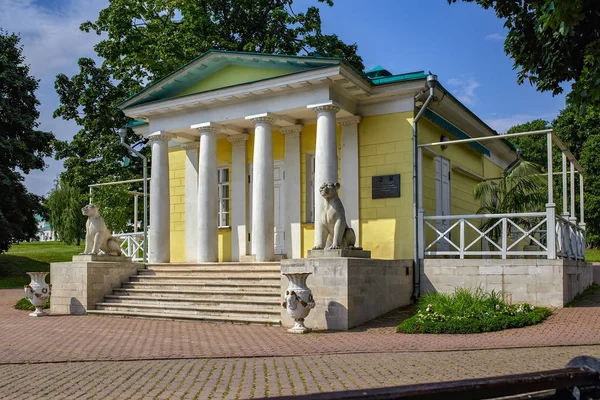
[94,302,280,320]
[130,276,280,284]
[142,265,281,272]
[122,282,280,292]
[104,295,280,308]
[87,309,281,326]
[144,262,280,268]
[136,270,281,278]
[113,288,281,300]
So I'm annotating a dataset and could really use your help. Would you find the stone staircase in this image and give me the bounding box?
[86,262,282,325]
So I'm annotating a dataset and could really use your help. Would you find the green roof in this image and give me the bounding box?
[126,120,149,128]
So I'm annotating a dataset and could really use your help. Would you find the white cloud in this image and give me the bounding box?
[483,113,556,134]
[485,33,505,41]
[0,0,108,196]
[446,76,480,105]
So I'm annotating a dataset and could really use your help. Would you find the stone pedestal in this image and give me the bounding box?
[307,249,371,259]
[50,256,138,315]
[281,258,413,330]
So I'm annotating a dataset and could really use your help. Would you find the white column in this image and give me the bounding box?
[228,134,249,261]
[339,116,361,247]
[546,132,556,259]
[309,103,340,249]
[570,161,576,222]
[148,131,174,263]
[193,124,220,262]
[579,174,585,227]
[562,153,569,217]
[281,125,303,259]
[247,116,276,261]
[182,142,200,262]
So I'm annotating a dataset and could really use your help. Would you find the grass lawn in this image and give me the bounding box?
[586,249,600,262]
[0,242,83,288]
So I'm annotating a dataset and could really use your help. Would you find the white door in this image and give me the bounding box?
[435,157,451,251]
[248,161,286,256]
[273,161,285,255]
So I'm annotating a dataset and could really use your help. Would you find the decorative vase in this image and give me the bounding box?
[282,272,315,334]
[24,272,51,317]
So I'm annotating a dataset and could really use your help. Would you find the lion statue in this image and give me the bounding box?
[80,204,123,256]
[313,182,358,250]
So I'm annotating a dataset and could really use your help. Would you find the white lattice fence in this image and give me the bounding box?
[113,232,145,262]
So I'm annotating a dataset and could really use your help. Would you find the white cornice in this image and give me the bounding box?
[123,65,342,118]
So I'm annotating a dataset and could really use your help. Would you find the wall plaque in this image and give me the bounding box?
[372,174,400,199]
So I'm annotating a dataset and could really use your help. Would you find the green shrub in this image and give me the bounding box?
[14,297,50,311]
[397,287,552,334]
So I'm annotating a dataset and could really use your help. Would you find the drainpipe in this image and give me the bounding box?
[412,74,438,301]
[118,128,148,264]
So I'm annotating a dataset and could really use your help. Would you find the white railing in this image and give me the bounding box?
[422,212,585,260]
[556,216,586,260]
[113,232,146,262]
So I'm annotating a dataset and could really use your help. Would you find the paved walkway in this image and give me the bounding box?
[1,289,599,399]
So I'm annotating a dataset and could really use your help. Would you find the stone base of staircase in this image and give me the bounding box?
[86,262,282,326]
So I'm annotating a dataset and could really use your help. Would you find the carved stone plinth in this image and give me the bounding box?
[72,254,131,263]
[307,249,371,259]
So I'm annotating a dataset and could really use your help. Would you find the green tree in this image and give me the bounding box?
[92,184,135,233]
[506,109,600,247]
[474,161,547,241]
[54,0,362,221]
[507,119,550,168]
[0,30,54,253]
[448,0,600,107]
[46,182,86,245]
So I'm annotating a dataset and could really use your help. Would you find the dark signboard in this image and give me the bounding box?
[372,174,400,199]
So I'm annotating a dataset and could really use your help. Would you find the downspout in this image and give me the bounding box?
[118,128,148,264]
[412,74,438,301]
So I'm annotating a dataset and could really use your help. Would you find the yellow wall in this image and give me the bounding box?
[176,65,297,97]
[167,112,506,261]
[168,148,186,262]
[357,112,501,259]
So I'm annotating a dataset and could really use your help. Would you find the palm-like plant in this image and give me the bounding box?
[474,161,548,243]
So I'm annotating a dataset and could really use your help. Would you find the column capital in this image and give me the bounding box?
[180,141,200,150]
[245,113,278,125]
[307,101,341,114]
[191,122,221,133]
[338,115,362,126]
[280,125,303,137]
[227,133,250,144]
[147,131,175,142]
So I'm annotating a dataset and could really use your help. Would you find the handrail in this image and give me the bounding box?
[424,212,546,220]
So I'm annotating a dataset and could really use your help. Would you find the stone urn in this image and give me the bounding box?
[282,272,315,334]
[24,272,51,317]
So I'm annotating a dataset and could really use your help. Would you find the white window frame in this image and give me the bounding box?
[305,153,315,223]
[218,165,230,228]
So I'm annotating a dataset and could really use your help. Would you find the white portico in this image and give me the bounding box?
[118,50,420,263]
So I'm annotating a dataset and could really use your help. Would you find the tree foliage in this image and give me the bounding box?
[46,182,86,245]
[54,0,362,228]
[506,108,600,247]
[474,161,547,241]
[0,30,54,253]
[448,0,600,107]
[92,184,136,233]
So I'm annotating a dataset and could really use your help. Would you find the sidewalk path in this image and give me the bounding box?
[1,288,599,399]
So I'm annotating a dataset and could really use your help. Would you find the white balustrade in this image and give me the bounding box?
[113,232,146,262]
[422,211,585,260]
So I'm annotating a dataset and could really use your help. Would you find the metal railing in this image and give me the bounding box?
[113,232,146,262]
[421,211,585,260]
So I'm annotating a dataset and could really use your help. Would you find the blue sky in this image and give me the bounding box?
[1,0,567,196]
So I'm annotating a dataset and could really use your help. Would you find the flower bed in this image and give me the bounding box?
[397,288,552,334]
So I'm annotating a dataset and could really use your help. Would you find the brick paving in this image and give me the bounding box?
[1,288,600,399]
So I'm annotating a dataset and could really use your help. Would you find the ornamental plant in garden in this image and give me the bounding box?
[398,287,552,334]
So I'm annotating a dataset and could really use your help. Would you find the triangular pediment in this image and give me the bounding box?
[118,50,341,109]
